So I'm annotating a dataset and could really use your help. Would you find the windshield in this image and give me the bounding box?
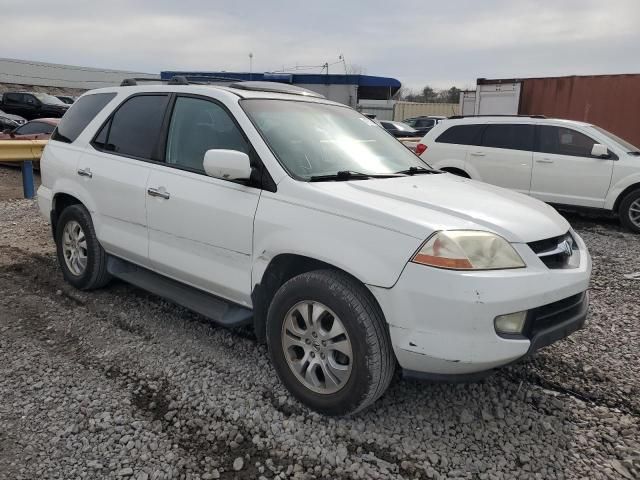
[32,93,67,106]
[241,99,430,179]
[593,126,640,153]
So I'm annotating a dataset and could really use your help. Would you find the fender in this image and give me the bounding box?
[605,173,640,211]
[251,194,424,290]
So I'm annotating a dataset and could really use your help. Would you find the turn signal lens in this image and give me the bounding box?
[411,231,526,270]
[494,311,527,335]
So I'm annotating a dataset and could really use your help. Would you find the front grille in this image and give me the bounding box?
[528,231,579,269]
[524,292,586,339]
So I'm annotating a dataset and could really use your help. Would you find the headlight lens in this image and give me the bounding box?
[412,230,526,270]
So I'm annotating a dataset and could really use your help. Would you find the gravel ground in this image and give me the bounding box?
[0,167,639,479]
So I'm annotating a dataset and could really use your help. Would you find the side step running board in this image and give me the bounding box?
[106,256,253,328]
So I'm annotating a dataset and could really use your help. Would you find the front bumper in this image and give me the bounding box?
[368,230,591,376]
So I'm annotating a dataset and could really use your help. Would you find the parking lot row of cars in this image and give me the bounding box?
[0,91,73,136]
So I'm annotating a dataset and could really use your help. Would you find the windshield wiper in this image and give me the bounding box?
[309,170,404,182]
[628,151,640,156]
[394,166,440,175]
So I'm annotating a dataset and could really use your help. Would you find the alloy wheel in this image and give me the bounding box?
[62,220,88,276]
[281,301,353,394]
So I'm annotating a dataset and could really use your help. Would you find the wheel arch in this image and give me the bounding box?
[250,253,386,343]
[612,182,640,213]
[440,167,471,178]
[50,192,84,238]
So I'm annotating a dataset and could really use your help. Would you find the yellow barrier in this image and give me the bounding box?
[0,139,48,162]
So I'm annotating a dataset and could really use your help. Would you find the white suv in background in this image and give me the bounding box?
[38,81,590,415]
[417,116,640,232]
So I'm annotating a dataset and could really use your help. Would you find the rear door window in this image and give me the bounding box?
[481,124,534,151]
[4,93,22,105]
[537,126,598,157]
[93,94,169,160]
[52,92,116,143]
[436,124,484,145]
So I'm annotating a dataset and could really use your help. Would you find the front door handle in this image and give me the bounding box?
[535,158,554,164]
[147,187,170,200]
[470,151,486,156]
[77,167,92,178]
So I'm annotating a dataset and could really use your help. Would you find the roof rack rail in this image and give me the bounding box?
[120,76,190,86]
[447,114,546,119]
[228,81,325,98]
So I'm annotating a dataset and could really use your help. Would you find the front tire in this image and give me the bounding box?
[266,270,395,415]
[55,204,111,290]
[619,189,640,233]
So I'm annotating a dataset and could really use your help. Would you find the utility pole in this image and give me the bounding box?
[249,52,253,80]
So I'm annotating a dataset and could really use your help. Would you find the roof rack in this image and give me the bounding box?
[120,76,190,86]
[447,114,546,119]
[228,81,325,98]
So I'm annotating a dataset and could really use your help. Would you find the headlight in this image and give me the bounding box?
[411,230,525,270]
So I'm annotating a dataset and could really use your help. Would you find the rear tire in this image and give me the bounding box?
[619,189,640,233]
[266,270,395,416]
[55,204,111,290]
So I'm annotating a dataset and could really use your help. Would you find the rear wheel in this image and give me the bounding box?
[55,204,111,290]
[619,189,640,233]
[266,270,395,415]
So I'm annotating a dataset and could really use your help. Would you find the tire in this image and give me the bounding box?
[55,204,111,290]
[266,270,395,415]
[619,189,640,233]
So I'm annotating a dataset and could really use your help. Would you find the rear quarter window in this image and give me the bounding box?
[51,92,116,143]
[435,124,484,145]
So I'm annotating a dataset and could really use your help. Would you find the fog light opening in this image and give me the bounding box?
[494,311,527,335]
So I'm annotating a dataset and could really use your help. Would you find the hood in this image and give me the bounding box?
[309,173,569,243]
[0,112,25,123]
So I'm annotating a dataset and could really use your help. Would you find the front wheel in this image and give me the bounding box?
[266,270,395,416]
[619,189,640,233]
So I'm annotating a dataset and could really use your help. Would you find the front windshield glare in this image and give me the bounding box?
[241,99,430,179]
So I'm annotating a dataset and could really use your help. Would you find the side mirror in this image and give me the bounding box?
[203,149,252,181]
[591,144,609,158]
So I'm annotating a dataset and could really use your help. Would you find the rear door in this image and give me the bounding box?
[146,95,261,306]
[468,122,534,194]
[530,125,614,207]
[77,93,170,266]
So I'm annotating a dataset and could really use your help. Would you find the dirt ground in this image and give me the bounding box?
[0,165,638,479]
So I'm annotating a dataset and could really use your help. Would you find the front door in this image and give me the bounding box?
[530,125,614,207]
[146,95,261,306]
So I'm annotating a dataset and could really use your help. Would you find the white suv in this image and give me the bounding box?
[417,116,640,232]
[37,81,591,415]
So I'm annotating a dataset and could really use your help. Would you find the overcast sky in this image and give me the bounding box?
[3,0,640,91]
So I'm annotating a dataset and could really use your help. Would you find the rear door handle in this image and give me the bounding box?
[535,158,554,164]
[470,151,486,156]
[147,187,170,200]
[77,167,92,178]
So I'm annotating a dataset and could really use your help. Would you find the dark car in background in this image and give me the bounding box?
[0,92,69,120]
[403,116,446,136]
[379,120,420,138]
[0,118,59,140]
